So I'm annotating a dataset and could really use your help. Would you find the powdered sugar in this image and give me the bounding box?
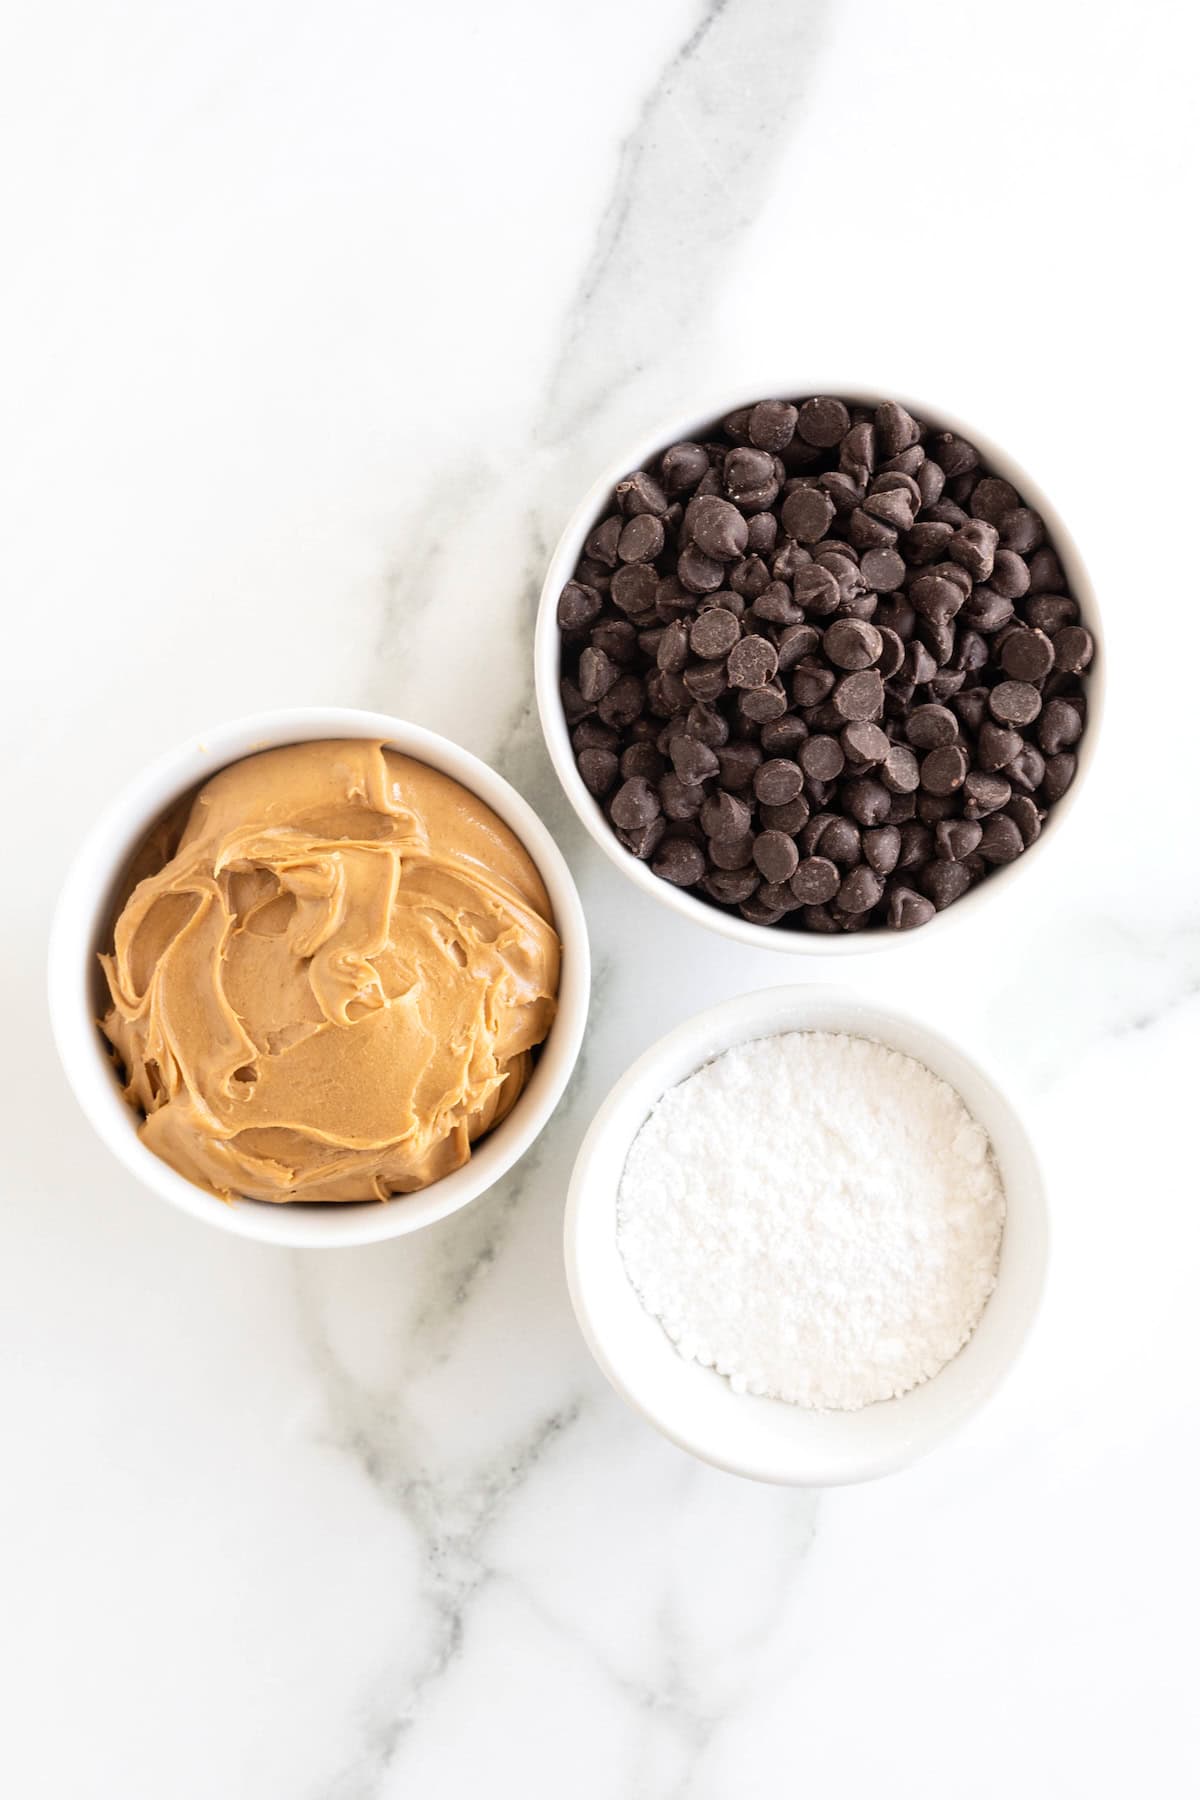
[616,1031,1006,1411]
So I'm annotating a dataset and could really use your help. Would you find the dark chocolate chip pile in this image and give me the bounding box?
[557,396,1093,932]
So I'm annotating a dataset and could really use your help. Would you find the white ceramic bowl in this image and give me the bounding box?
[565,985,1047,1485]
[536,384,1104,954]
[50,707,590,1248]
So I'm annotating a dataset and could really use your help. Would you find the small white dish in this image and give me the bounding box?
[535,383,1104,955]
[565,985,1047,1485]
[50,707,590,1249]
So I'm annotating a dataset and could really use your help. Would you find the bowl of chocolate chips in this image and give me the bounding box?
[535,388,1102,949]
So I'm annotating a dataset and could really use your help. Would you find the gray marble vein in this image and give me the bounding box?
[294,1259,585,1799]
[539,0,831,444]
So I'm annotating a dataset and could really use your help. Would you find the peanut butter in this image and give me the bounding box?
[99,740,560,1202]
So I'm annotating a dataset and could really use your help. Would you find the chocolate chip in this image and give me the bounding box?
[617,514,665,564]
[789,657,836,707]
[618,817,666,860]
[836,865,881,914]
[702,790,752,839]
[1053,625,1095,673]
[904,640,938,686]
[754,758,806,805]
[863,825,901,875]
[660,442,710,496]
[709,831,755,870]
[963,771,1012,818]
[976,721,1020,771]
[989,681,1042,726]
[753,830,800,883]
[577,748,618,796]
[746,511,778,555]
[690,607,740,660]
[797,396,851,447]
[676,544,726,595]
[578,645,619,702]
[682,660,728,703]
[741,897,785,925]
[998,507,1044,554]
[842,778,892,826]
[970,477,1020,524]
[611,563,660,616]
[724,447,778,510]
[978,814,1024,863]
[790,856,840,904]
[859,546,906,592]
[832,669,884,721]
[616,471,668,517]
[793,563,841,615]
[727,635,779,689]
[656,620,690,674]
[931,433,979,478]
[942,522,1000,583]
[1006,795,1043,844]
[841,721,889,766]
[751,581,803,625]
[651,838,706,887]
[781,485,835,543]
[610,777,661,829]
[1027,547,1065,593]
[715,741,762,790]
[1025,594,1078,634]
[1000,629,1055,682]
[862,486,915,532]
[804,815,861,865]
[585,518,622,567]
[557,581,603,633]
[1038,697,1084,754]
[620,743,666,781]
[759,714,808,754]
[910,571,967,624]
[1042,752,1077,802]
[921,860,972,908]
[800,734,845,782]
[759,796,810,833]
[1007,743,1046,793]
[881,743,921,793]
[889,886,935,929]
[874,401,920,457]
[824,618,883,670]
[920,744,969,795]
[875,627,906,679]
[670,734,720,786]
[573,718,618,752]
[907,704,959,749]
[749,400,799,453]
[989,548,1030,599]
[758,880,802,914]
[660,772,705,820]
[686,701,728,748]
[686,495,749,561]
[936,818,983,860]
[703,868,760,906]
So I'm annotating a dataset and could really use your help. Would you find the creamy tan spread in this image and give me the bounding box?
[99,740,560,1202]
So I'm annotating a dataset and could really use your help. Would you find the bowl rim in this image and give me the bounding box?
[48,705,590,1249]
[564,983,1048,1485]
[535,380,1105,955]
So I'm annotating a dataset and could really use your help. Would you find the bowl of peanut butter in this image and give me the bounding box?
[50,709,589,1246]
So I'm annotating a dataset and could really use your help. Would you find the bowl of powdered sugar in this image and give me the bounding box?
[565,985,1046,1484]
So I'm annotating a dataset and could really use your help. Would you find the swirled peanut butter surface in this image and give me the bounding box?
[100,741,560,1202]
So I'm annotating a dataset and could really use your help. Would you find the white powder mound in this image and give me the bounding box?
[616,1031,1006,1411]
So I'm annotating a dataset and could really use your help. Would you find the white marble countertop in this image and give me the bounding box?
[3,1,1198,1794]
